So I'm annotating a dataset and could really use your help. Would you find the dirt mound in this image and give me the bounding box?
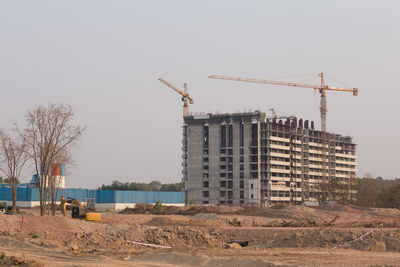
[2,205,400,267]
[313,204,367,212]
[120,203,165,215]
[0,251,43,267]
[120,205,243,216]
[143,217,176,226]
[176,205,220,215]
[163,206,182,214]
[119,207,136,214]
[214,206,243,213]
[136,226,400,252]
[192,213,219,220]
[120,204,196,215]
[119,203,400,229]
[3,208,400,267]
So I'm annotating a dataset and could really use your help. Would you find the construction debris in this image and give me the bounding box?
[0,204,399,266]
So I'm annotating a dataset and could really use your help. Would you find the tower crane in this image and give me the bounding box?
[209,73,358,133]
[209,73,358,203]
[158,77,194,118]
[267,108,296,120]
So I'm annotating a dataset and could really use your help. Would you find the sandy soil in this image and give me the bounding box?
[1,204,400,266]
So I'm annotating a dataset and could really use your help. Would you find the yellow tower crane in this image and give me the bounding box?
[209,73,358,133]
[158,77,194,118]
[209,73,358,203]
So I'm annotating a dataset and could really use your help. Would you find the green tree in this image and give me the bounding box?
[384,180,400,208]
[148,181,162,190]
[99,180,183,191]
[355,176,400,208]
[356,178,379,207]
[160,183,183,191]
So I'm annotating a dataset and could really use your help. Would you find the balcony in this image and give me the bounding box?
[269,160,290,166]
[269,136,290,142]
[269,152,290,158]
[270,168,290,174]
[269,144,290,150]
[270,176,290,182]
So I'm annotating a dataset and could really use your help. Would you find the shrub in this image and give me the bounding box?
[30,233,39,239]
[154,200,163,211]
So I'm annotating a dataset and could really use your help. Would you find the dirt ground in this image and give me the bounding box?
[1,204,400,266]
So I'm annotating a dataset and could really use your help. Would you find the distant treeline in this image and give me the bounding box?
[98,180,183,192]
[356,176,400,209]
[0,177,11,184]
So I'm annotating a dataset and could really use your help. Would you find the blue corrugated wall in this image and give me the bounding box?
[0,186,92,203]
[115,190,184,203]
[18,187,38,201]
[95,190,116,203]
[0,185,11,201]
[58,189,91,202]
[0,186,184,204]
[0,186,37,201]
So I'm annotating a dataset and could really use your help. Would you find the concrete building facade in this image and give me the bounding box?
[183,111,357,206]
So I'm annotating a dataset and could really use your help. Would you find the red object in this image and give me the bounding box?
[51,163,61,176]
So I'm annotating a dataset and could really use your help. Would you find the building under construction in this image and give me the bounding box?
[182,111,357,206]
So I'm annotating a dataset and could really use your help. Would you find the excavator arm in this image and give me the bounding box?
[60,196,86,218]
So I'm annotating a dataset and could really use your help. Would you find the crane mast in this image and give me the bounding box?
[319,72,327,133]
[319,73,328,201]
[158,77,194,118]
[183,82,189,117]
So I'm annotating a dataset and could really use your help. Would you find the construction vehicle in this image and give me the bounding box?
[60,195,86,218]
[60,196,101,221]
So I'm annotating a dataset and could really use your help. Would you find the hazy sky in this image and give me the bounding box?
[1,1,399,188]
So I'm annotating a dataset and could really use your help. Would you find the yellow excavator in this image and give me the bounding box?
[60,196,101,221]
[60,196,86,218]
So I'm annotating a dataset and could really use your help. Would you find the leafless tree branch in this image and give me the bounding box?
[18,103,85,216]
[0,129,29,212]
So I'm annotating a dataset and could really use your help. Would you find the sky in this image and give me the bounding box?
[1,0,399,188]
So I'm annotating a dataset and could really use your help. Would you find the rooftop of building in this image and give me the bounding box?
[184,110,264,124]
[184,110,355,144]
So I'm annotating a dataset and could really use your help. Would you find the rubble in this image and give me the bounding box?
[0,204,400,266]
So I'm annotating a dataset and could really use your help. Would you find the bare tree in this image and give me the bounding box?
[48,148,74,216]
[19,103,85,216]
[0,130,29,213]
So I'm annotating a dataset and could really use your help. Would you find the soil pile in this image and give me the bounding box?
[0,251,43,267]
[1,203,400,265]
[119,203,400,228]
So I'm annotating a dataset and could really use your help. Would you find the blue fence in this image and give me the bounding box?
[58,189,95,203]
[95,190,116,203]
[0,186,40,202]
[0,185,184,204]
[0,185,92,203]
[115,190,184,204]
[0,185,11,201]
